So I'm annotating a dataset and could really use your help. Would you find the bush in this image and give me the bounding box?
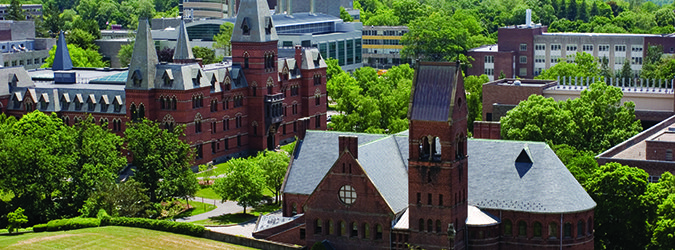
[45,217,100,231]
[101,217,205,237]
[32,223,47,232]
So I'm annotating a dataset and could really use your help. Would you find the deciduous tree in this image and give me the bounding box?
[213,22,234,56]
[257,150,290,204]
[213,157,265,214]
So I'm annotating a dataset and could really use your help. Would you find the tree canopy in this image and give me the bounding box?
[43,44,107,68]
[213,157,265,214]
[501,82,641,153]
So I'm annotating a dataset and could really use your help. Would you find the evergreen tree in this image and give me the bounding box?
[6,0,25,21]
[559,0,567,20]
[568,0,577,20]
[578,0,588,22]
[590,1,599,17]
[617,58,633,86]
[600,56,613,80]
[552,0,560,18]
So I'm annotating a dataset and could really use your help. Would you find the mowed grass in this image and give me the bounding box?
[175,200,217,218]
[0,226,257,249]
[195,187,221,200]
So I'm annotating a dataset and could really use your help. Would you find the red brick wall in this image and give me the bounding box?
[473,121,501,139]
[482,83,545,121]
[496,26,544,79]
[646,140,675,161]
[265,224,307,246]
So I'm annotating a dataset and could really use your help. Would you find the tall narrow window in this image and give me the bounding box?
[376,224,382,239]
[364,223,370,239]
[548,222,557,239]
[518,221,527,237]
[533,222,542,237]
[504,220,512,236]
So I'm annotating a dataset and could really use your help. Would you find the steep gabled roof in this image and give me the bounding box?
[173,20,195,61]
[52,31,73,71]
[231,0,278,43]
[408,62,459,122]
[467,139,596,213]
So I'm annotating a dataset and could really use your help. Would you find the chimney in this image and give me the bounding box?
[526,9,532,28]
[286,0,292,15]
[339,135,358,159]
[310,0,315,14]
[297,117,309,140]
[294,45,302,63]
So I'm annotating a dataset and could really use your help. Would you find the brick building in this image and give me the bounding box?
[0,0,327,166]
[467,10,675,80]
[252,61,596,250]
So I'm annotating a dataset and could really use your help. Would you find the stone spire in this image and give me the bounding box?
[52,31,73,71]
[231,0,278,43]
[126,18,159,90]
[173,20,195,63]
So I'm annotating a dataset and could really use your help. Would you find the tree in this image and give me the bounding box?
[363,8,399,26]
[393,0,429,25]
[43,44,107,68]
[325,58,343,81]
[66,29,98,50]
[118,42,134,67]
[81,179,152,218]
[6,0,25,21]
[464,74,490,133]
[257,150,290,204]
[213,22,234,56]
[340,6,354,22]
[578,0,588,22]
[157,47,175,63]
[568,0,578,20]
[536,52,600,80]
[641,45,664,80]
[501,82,641,153]
[213,157,265,214]
[124,119,194,203]
[192,46,219,64]
[586,162,650,250]
[158,165,199,207]
[616,57,633,86]
[400,12,468,61]
[6,207,28,233]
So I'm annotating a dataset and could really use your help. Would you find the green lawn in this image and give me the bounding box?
[195,187,221,200]
[192,203,281,226]
[195,163,229,178]
[175,200,217,219]
[0,226,256,249]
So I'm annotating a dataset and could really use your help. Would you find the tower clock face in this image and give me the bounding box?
[339,185,357,205]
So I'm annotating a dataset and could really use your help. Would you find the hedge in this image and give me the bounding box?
[101,217,205,237]
[45,217,101,231]
[32,223,47,232]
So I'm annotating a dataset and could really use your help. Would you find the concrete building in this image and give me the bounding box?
[0,4,42,20]
[361,25,410,69]
[252,61,596,250]
[467,10,675,81]
[1,0,328,166]
[183,0,237,19]
[0,20,54,70]
[181,0,355,20]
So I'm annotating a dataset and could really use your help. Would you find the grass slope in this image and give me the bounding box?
[0,226,255,249]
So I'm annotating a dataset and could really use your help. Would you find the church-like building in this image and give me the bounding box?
[253,61,596,250]
[0,0,327,165]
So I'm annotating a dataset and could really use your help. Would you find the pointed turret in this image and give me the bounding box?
[231,0,278,43]
[52,31,73,71]
[173,20,195,63]
[126,18,159,90]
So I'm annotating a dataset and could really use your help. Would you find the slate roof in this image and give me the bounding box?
[467,139,596,213]
[357,136,409,213]
[52,31,73,71]
[173,20,195,61]
[409,62,458,122]
[231,0,278,43]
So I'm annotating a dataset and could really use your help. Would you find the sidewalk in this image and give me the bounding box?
[175,197,244,222]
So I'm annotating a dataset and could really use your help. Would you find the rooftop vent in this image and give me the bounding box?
[514,80,521,86]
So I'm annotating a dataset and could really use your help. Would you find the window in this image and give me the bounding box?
[484,68,494,76]
[211,141,216,153]
[535,44,545,50]
[314,74,322,85]
[340,221,346,236]
[237,134,241,147]
[315,115,321,128]
[566,45,577,52]
[548,222,557,239]
[615,56,626,65]
[564,222,573,238]
[582,44,593,51]
[417,193,421,204]
[427,219,433,232]
[223,118,229,131]
[427,193,432,205]
[195,119,202,133]
[535,55,545,63]
[615,45,626,52]
[315,219,322,234]
[632,45,643,52]
[211,99,218,112]
[599,44,610,51]
[519,56,527,64]
[533,222,542,237]
[351,222,358,237]
[504,220,512,236]
[315,95,321,106]
[211,121,217,134]
[438,194,443,206]
[550,56,560,63]
[484,55,494,63]
[520,43,527,51]
[224,138,229,150]
[519,68,527,77]
[551,44,561,51]
[329,220,334,235]
[364,223,370,239]
[518,221,527,237]
[632,57,643,65]
[577,220,585,237]
[339,185,356,205]
[195,144,203,159]
[435,220,441,233]
[667,150,672,161]
[235,116,242,128]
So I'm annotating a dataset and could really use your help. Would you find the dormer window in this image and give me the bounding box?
[61,93,70,110]
[193,70,203,87]
[87,94,96,111]
[114,95,123,112]
[265,17,273,35]
[211,75,217,91]
[241,18,250,35]
[100,95,109,112]
[163,69,174,87]
[8,73,18,88]
[132,70,142,87]
[75,94,83,110]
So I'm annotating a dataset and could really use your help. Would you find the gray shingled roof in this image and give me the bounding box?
[409,62,458,122]
[467,139,596,213]
[52,31,73,71]
[357,136,409,213]
[173,20,195,61]
[231,0,278,43]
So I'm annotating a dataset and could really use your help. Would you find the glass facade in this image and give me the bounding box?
[347,40,354,65]
[355,39,362,63]
[276,22,334,34]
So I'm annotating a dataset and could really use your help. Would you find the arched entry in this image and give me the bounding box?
[267,124,277,150]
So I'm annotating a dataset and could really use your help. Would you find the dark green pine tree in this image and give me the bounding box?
[6,0,25,21]
[559,0,567,20]
[568,0,577,21]
[618,58,633,86]
[590,1,599,17]
[552,0,560,18]
[578,0,588,22]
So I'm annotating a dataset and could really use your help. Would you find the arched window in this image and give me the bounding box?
[435,220,441,233]
[244,53,249,69]
[548,222,557,239]
[427,219,433,232]
[376,224,383,239]
[291,203,297,215]
[315,219,322,234]
[564,222,573,238]
[340,221,346,236]
[130,104,137,122]
[588,218,593,235]
[503,219,512,236]
[432,137,441,161]
[160,97,165,109]
[171,97,177,110]
[138,104,145,119]
[420,136,430,160]
[419,219,424,232]
[577,220,585,237]
[351,222,358,237]
[518,221,527,237]
[328,220,334,235]
[533,222,542,237]
[364,223,370,239]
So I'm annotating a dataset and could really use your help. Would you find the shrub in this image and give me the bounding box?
[32,223,47,232]
[45,217,100,231]
[7,207,28,233]
[102,217,205,237]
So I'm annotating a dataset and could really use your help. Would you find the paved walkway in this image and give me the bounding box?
[175,197,245,222]
[206,221,257,238]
